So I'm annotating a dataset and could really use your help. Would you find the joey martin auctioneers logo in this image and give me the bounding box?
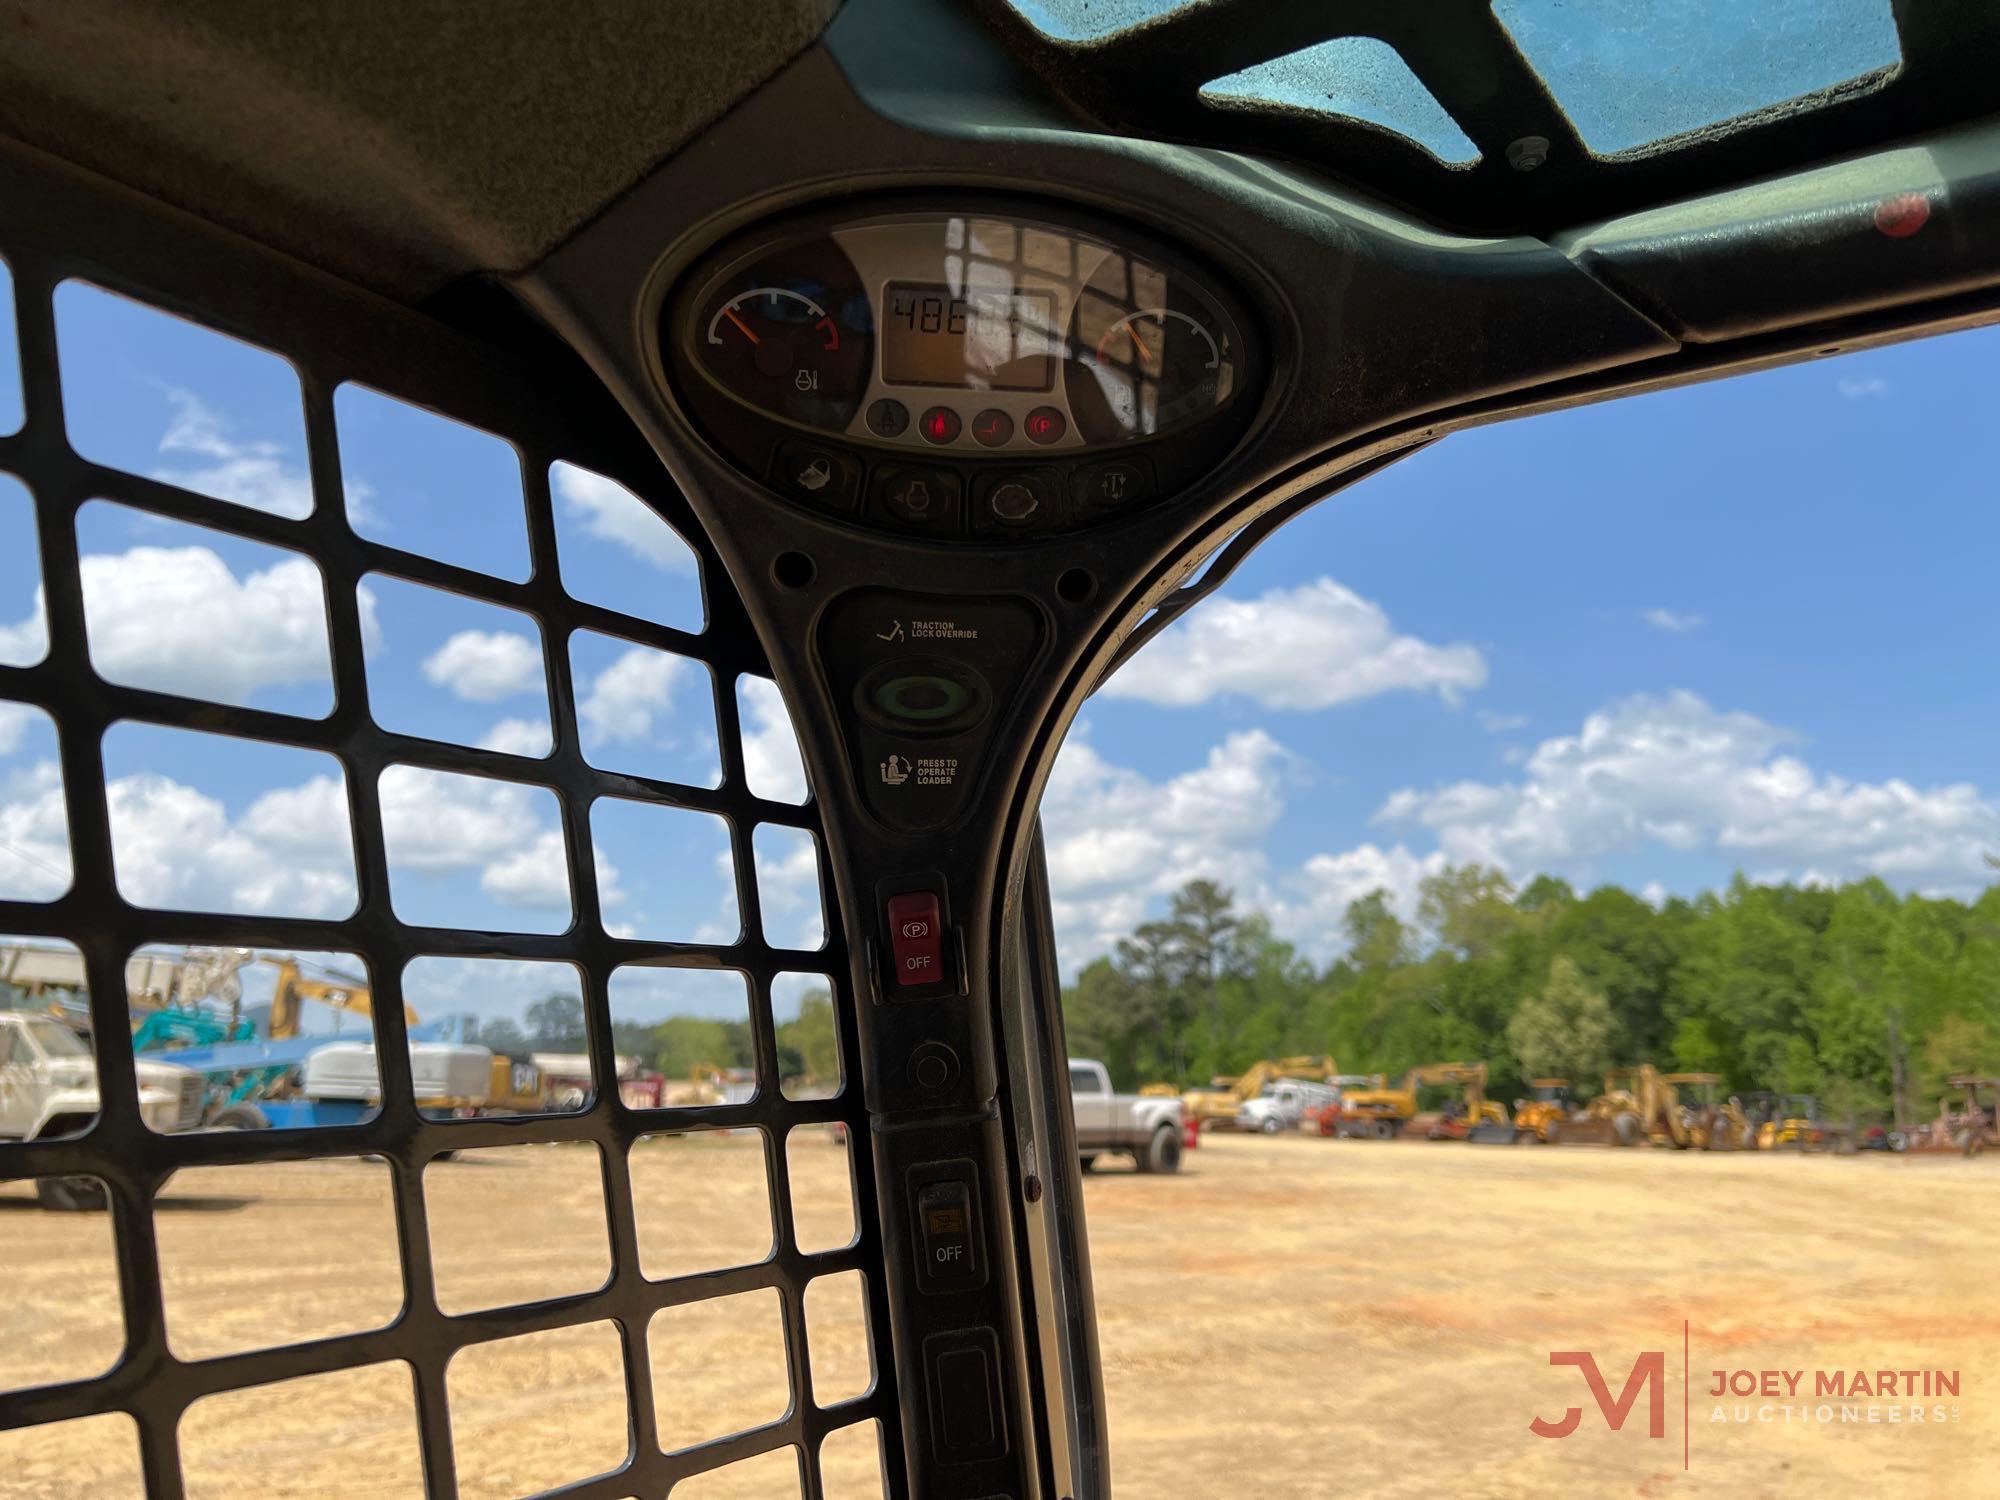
[1530,1326,1962,1470]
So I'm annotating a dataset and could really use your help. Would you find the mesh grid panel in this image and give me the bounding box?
[0,176,896,1497]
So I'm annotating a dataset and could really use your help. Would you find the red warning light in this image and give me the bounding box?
[1024,406,1066,446]
[1873,192,1930,239]
[919,406,962,444]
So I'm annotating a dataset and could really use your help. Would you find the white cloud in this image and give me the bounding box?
[1270,843,1446,946]
[104,770,357,917]
[739,676,809,804]
[421,629,544,702]
[1477,710,1529,733]
[754,827,825,950]
[377,765,545,871]
[68,545,333,705]
[0,599,48,667]
[479,717,552,758]
[0,759,74,901]
[1100,578,1486,710]
[1042,728,1292,965]
[480,828,573,910]
[580,645,686,744]
[0,702,37,755]
[152,389,314,520]
[552,463,696,573]
[1837,376,1889,399]
[1374,690,2000,894]
[1642,607,1704,634]
[376,765,601,915]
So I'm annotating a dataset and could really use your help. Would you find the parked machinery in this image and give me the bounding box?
[1661,1072,1755,1151]
[1742,1091,1825,1151]
[1164,1055,1341,1132]
[1336,1061,1513,1143]
[1942,1078,2000,1156]
[1510,1078,1576,1144]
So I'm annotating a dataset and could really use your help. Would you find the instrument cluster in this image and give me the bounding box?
[666,204,1256,540]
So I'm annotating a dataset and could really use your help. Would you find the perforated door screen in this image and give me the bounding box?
[0,153,896,1498]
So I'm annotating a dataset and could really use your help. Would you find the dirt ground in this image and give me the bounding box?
[3,1131,1996,1498]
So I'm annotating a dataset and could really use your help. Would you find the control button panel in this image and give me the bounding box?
[887,891,944,989]
[821,591,1045,834]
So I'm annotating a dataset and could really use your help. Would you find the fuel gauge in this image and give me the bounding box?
[686,234,873,431]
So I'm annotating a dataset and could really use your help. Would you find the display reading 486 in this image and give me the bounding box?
[883,281,1058,393]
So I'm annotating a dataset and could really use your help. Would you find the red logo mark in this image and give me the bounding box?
[1531,1351,1667,1440]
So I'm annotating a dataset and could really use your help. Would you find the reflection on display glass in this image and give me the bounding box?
[675,208,1248,460]
[881,282,1058,391]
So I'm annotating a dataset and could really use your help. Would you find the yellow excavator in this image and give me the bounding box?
[266,957,416,1038]
[1156,1054,1340,1131]
[1337,1061,1512,1143]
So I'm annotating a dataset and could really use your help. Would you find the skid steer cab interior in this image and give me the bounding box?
[0,2,1996,1497]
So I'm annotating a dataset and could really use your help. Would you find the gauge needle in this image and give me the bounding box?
[1125,319,1155,362]
[724,308,761,344]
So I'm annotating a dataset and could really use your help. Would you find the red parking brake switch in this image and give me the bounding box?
[887,891,944,988]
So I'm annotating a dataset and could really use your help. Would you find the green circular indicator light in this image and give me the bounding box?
[875,675,972,722]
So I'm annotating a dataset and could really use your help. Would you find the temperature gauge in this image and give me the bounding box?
[1066,297,1237,445]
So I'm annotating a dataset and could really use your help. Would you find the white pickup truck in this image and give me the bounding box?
[0,1012,204,1209]
[1067,1058,1184,1174]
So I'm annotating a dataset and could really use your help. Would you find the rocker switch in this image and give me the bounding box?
[887,890,943,989]
[914,1178,983,1293]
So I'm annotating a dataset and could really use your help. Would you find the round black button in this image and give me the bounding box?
[971,408,1014,447]
[988,481,1039,524]
[919,406,962,444]
[867,398,909,438]
[909,1041,960,1095]
[874,674,974,722]
[1024,406,1066,445]
[855,657,990,735]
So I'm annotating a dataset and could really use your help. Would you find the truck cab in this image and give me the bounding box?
[1068,1059,1184,1173]
[0,1012,203,1207]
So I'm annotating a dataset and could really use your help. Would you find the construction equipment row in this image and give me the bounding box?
[1146,1053,2000,1157]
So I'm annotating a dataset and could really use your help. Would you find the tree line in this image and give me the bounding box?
[1061,869,2000,1126]
[464,988,839,1087]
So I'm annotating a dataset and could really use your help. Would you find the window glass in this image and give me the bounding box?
[1048,325,2000,1493]
[55,281,311,518]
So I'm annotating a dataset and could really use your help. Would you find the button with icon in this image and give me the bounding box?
[867,465,963,532]
[770,442,861,512]
[1072,458,1151,512]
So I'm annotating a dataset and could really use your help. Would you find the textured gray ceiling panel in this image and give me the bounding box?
[0,0,840,300]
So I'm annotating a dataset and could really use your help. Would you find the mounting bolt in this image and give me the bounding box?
[1507,134,1551,172]
[1024,1174,1043,1204]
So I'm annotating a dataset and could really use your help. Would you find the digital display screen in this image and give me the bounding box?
[881,282,1057,392]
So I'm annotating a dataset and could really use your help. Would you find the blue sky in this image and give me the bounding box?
[1045,321,2000,967]
[1,278,826,1049]
[6,270,1996,1004]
